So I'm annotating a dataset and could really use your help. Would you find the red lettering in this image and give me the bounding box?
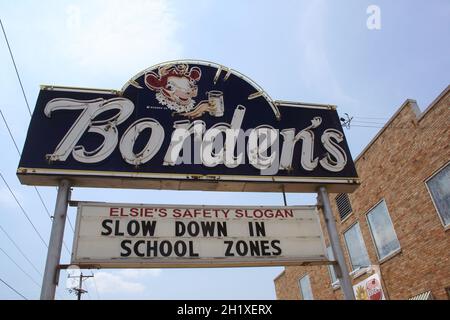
[158,208,167,217]
[110,207,119,216]
[129,207,139,217]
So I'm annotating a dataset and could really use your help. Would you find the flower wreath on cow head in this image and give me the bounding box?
[144,64,202,113]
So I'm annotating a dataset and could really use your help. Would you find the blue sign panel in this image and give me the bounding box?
[17,60,359,193]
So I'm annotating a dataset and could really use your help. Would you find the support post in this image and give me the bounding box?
[40,179,71,300]
[317,186,355,300]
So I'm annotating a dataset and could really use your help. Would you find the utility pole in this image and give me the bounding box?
[40,179,71,300]
[68,272,94,300]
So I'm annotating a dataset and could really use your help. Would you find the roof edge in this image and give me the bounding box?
[354,85,450,163]
[273,269,286,282]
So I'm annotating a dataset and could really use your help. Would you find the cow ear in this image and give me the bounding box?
[189,67,202,82]
[145,72,161,90]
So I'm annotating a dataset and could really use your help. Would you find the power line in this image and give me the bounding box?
[0,276,28,300]
[0,18,76,236]
[349,124,445,130]
[0,108,73,254]
[0,109,52,218]
[353,116,389,120]
[67,215,75,232]
[0,246,41,288]
[352,120,387,125]
[0,173,48,248]
[0,19,32,116]
[1,20,72,298]
[0,110,21,154]
[0,224,42,277]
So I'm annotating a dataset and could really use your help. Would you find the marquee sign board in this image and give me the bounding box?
[71,202,328,268]
[17,60,359,193]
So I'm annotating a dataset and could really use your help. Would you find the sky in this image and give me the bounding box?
[0,0,449,300]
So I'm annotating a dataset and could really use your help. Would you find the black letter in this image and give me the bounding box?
[175,221,185,236]
[255,222,266,237]
[187,222,199,237]
[120,240,132,257]
[141,221,157,236]
[101,219,113,236]
[271,240,282,256]
[127,220,140,236]
[260,240,271,256]
[188,241,199,257]
[201,221,215,237]
[217,222,227,237]
[134,240,145,257]
[174,241,187,257]
[235,241,249,256]
[224,241,234,256]
[160,240,172,257]
[146,241,158,257]
[249,241,261,256]
[114,220,124,236]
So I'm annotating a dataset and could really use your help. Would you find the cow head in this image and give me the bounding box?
[145,64,202,113]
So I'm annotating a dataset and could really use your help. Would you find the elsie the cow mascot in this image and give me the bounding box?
[145,64,223,118]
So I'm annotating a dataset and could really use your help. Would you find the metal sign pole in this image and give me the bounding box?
[317,186,355,300]
[40,179,71,300]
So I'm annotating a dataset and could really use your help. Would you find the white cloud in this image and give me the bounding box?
[92,269,161,295]
[62,0,182,77]
[118,269,162,279]
[93,271,146,294]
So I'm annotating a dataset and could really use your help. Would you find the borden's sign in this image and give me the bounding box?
[17,60,359,192]
[72,202,327,268]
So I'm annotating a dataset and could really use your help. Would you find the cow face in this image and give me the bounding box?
[145,64,202,113]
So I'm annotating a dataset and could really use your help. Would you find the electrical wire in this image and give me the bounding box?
[352,116,389,120]
[352,120,387,125]
[0,246,41,288]
[1,19,72,299]
[0,224,42,277]
[0,276,28,300]
[0,173,48,248]
[348,124,445,130]
[0,110,76,233]
[0,19,32,117]
[0,108,73,254]
[281,185,287,206]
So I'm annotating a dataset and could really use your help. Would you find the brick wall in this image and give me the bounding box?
[274,85,450,300]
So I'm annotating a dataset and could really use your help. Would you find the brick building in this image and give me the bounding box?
[274,85,450,300]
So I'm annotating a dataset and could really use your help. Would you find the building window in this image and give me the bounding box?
[366,200,401,260]
[426,162,450,227]
[326,246,338,285]
[299,274,314,300]
[343,222,371,271]
[335,193,352,220]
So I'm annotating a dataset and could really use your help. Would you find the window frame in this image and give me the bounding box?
[365,199,402,262]
[326,246,339,287]
[343,221,371,272]
[424,161,450,229]
[298,274,314,300]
